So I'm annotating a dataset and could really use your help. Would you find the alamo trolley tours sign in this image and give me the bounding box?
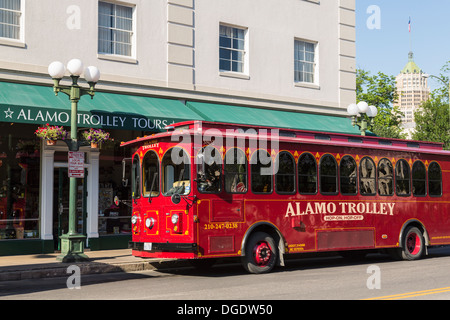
[2,105,176,131]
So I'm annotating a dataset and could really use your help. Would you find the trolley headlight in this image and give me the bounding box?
[171,213,179,225]
[145,217,155,229]
[131,215,138,225]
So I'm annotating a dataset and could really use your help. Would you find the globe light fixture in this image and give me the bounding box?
[84,66,101,83]
[48,61,66,79]
[66,58,84,77]
[348,102,378,136]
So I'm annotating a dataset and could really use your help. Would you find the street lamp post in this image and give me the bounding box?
[347,102,378,136]
[48,59,101,263]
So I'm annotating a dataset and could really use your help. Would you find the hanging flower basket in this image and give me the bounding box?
[35,124,68,144]
[81,128,111,148]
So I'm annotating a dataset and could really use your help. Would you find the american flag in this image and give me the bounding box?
[409,17,411,32]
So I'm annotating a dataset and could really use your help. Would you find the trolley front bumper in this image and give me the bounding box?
[129,241,198,252]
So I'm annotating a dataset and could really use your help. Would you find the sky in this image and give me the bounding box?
[356,0,450,91]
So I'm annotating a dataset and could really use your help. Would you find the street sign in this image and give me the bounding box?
[68,151,85,178]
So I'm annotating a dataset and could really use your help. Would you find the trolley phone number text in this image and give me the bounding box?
[203,222,239,230]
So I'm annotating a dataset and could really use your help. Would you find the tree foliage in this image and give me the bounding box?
[356,69,405,139]
[412,62,450,149]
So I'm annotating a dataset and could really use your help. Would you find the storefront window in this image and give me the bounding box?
[0,123,40,240]
[98,129,147,236]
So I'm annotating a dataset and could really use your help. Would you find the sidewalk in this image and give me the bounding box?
[0,249,186,281]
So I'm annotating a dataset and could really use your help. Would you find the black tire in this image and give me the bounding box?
[399,226,425,261]
[241,232,278,274]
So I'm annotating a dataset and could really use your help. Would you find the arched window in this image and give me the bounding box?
[428,162,442,197]
[319,154,338,195]
[251,150,273,194]
[197,146,222,193]
[275,152,296,194]
[224,148,247,193]
[142,150,159,197]
[395,159,411,196]
[378,158,394,196]
[162,147,190,196]
[340,156,357,195]
[298,153,317,194]
[360,157,376,196]
[412,161,426,196]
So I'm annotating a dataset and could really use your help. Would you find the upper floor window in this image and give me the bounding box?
[294,39,317,84]
[0,0,21,40]
[98,1,134,57]
[219,24,246,73]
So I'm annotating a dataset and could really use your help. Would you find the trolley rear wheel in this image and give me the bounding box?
[241,232,278,274]
[400,226,425,261]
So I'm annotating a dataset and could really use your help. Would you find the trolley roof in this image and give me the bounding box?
[120,120,450,156]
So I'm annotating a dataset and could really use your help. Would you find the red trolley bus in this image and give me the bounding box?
[121,120,450,274]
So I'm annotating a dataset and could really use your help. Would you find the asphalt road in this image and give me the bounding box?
[2,247,450,302]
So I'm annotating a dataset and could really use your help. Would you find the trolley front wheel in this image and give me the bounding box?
[241,232,278,274]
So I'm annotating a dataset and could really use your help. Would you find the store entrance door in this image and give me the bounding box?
[53,167,88,251]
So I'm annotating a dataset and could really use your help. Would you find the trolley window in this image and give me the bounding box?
[395,159,411,196]
[319,154,338,195]
[224,148,247,193]
[162,147,190,196]
[360,157,376,196]
[251,150,273,194]
[378,158,394,196]
[298,153,317,194]
[428,162,442,197]
[142,150,159,198]
[197,146,222,194]
[275,152,296,194]
[412,161,426,196]
[340,155,357,195]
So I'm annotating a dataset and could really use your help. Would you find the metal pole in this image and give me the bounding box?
[56,78,89,262]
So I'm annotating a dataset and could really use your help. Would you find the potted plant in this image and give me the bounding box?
[82,128,111,148]
[35,124,68,145]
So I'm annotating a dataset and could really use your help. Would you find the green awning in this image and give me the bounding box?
[0,81,204,131]
[186,101,361,135]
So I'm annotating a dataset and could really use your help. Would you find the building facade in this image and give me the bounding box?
[394,52,430,138]
[0,0,357,255]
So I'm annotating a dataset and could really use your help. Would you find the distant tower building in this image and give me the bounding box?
[394,51,430,138]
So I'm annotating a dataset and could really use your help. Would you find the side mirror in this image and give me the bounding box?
[171,193,181,205]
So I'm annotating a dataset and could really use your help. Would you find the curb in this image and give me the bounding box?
[0,259,192,282]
